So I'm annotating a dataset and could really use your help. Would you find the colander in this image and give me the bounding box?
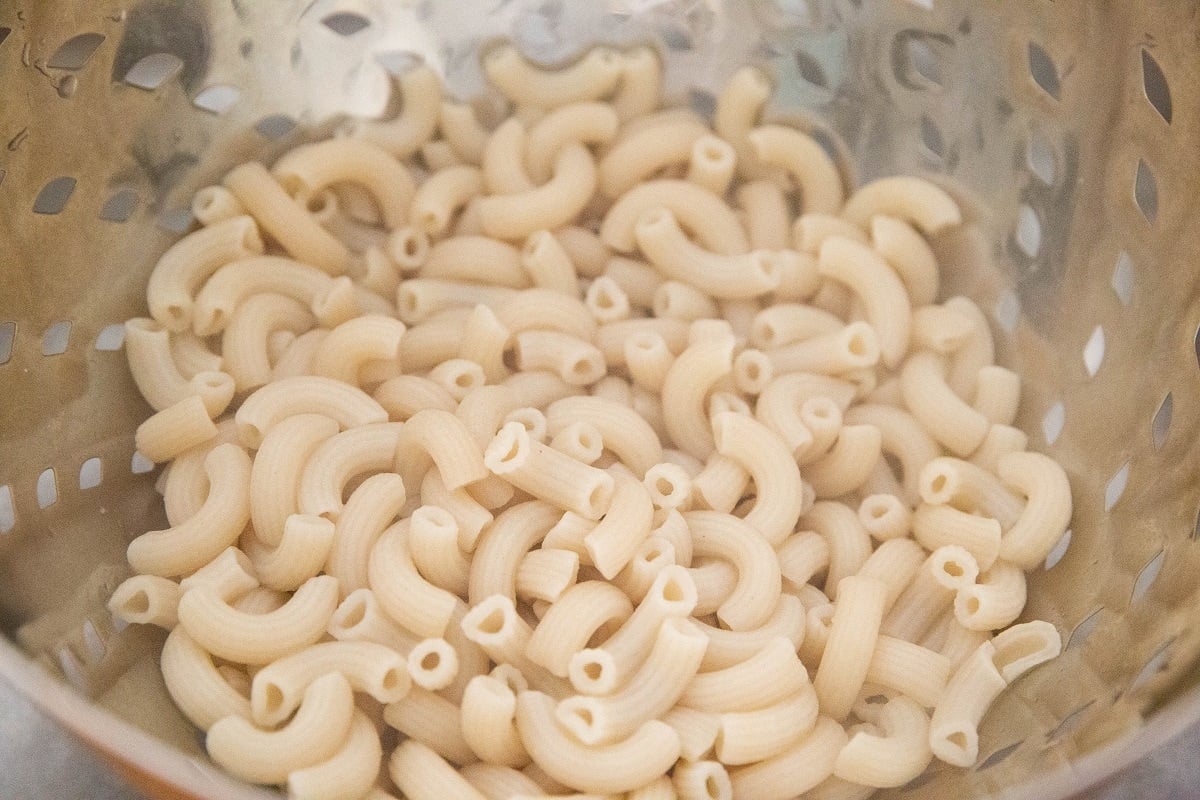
[2,0,1199,798]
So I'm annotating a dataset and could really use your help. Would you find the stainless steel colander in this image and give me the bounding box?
[2,1,1199,798]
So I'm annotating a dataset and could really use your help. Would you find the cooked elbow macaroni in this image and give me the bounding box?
[116,44,1070,796]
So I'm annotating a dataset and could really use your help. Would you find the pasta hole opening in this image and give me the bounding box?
[587,482,613,513]
[944,561,964,578]
[165,305,186,327]
[455,372,474,388]
[382,668,404,690]
[965,595,981,614]
[419,652,440,671]
[661,578,685,603]
[478,607,507,635]
[847,332,868,356]
[263,685,285,714]
[704,775,721,798]
[993,636,1044,673]
[339,602,367,628]
[947,730,970,751]
[655,477,674,496]
[582,661,603,681]
[930,474,948,494]
[305,191,334,215]
[125,591,151,615]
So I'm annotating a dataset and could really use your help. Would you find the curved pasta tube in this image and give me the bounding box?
[812,576,887,721]
[843,403,939,505]
[516,240,578,308]
[516,546,579,603]
[460,595,567,698]
[609,44,661,118]
[737,180,791,251]
[287,710,382,800]
[249,413,339,546]
[805,424,883,499]
[127,444,250,577]
[297,422,402,519]
[749,125,844,214]
[715,683,819,765]
[311,315,406,387]
[146,215,264,331]
[324,472,407,595]
[223,162,350,276]
[687,134,737,195]
[801,502,873,599]
[468,500,562,603]
[714,66,772,180]
[634,208,780,299]
[388,739,488,800]
[177,574,338,665]
[695,593,805,674]
[159,626,251,731]
[881,547,975,643]
[482,117,535,195]
[483,44,622,109]
[601,179,750,255]
[408,504,470,596]
[369,524,462,643]
[997,451,1072,569]
[374,375,456,420]
[207,672,354,784]
[865,635,951,709]
[841,176,963,235]
[515,691,681,795]
[557,618,707,745]
[712,411,804,547]
[440,102,488,164]
[991,620,1061,683]
[871,215,940,307]
[918,456,1024,530]
[243,513,336,591]
[583,472,655,580]
[513,330,606,386]
[479,144,598,240]
[327,588,418,653]
[954,561,1027,631]
[235,376,388,449]
[911,503,1001,572]
[569,565,698,694]
[777,531,830,589]
[833,695,932,788]
[819,236,912,367]
[135,394,219,463]
[425,235,527,288]
[729,715,848,800]
[272,139,415,229]
[108,574,181,629]
[192,185,244,226]
[900,351,990,457]
[599,118,709,197]
[526,101,619,183]
[526,581,634,677]
[395,408,489,504]
[345,66,442,158]
[679,637,808,713]
[485,422,615,520]
[125,319,236,415]
[660,335,734,461]
[411,165,483,236]
[683,510,782,631]
[495,288,597,341]
[192,256,343,336]
[929,641,1007,767]
[222,293,315,392]
[461,675,530,768]
[767,321,881,377]
[250,640,410,726]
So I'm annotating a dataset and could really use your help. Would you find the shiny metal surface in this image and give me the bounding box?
[1,1,1199,798]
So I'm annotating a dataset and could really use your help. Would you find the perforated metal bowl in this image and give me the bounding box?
[2,1,1199,798]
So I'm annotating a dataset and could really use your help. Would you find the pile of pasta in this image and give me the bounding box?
[108,42,1070,800]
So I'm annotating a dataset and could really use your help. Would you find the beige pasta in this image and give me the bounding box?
[389,739,488,800]
[124,319,236,415]
[485,421,615,520]
[483,44,623,109]
[273,138,415,229]
[250,640,410,726]
[159,626,252,731]
[127,444,251,577]
[206,672,353,783]
[600,117,708,197]
[929,641,1008,767]
[749,125,844,214]
[408,637,459,691]
[521,230,580,296]
[146,215,264,331]
[713,66,772,180]
[135,394,219,464]
[801,502,873,600]
[108,574,181,630]
[526,581,634,677]
[812,576,887,720]
[841,176,962,235]
[870,215,939,307]
[369,520,458,639]
[409,504,471,597]
[918,456,1024,530]
[636,207,780,299]
[298,422,403,519]
[715,682,820,765]
[440,102,489,165]
[833,695,932,788]
[526,101,619,183]
[728,716,848,800]
[684,510,781,630]
[461,674,531,768]
[223,161,350,275]
[243,513,336,592]
[600,179,749,255]
[287,710,382,800]
[234,375,387,448]
[248,413,339,546]
[611,45,662,120]
[346,65,442,159]
[191,185,245,226]
[479,144,599,240]
[385,686,478,766]
[515,690,681,795]
[222,293,315,392]
[679,637,809,714]
[997,450,1073,569]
